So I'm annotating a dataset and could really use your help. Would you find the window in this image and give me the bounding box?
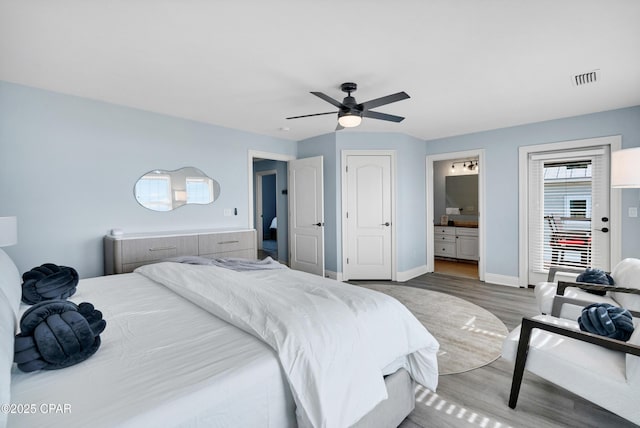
[186,177,214,204]
[135,175,172,211]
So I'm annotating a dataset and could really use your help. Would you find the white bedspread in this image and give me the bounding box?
[10,273,296,428]
[136,262,439,428]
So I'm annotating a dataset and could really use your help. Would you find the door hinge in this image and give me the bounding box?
[345,165,348,173]
[346,258,349,264]
[346,212,349,218]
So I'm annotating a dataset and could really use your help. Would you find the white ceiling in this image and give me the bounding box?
[2,1,639,142]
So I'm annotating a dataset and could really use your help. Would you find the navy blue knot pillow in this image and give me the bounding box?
[576,268,613,296]
[578,303,634,341]
[21,263,79,304]
[14,300,106,372]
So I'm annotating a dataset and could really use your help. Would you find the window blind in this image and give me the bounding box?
[528,147,608,273]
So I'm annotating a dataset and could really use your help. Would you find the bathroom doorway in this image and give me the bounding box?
[426,150,485,281]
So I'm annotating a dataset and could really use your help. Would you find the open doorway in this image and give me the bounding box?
[255,168,278,259]
[248,150,295,264]
[426,150,486,282]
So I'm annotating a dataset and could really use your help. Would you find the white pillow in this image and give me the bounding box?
[0,249,21,428]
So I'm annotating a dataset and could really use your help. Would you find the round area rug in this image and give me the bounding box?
[355,284,508,375]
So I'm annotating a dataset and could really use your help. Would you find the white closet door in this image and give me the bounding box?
[344,155,392,280]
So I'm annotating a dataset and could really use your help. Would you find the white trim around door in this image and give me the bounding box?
[517,135,622,288]
[341,150,397,281]
[426,149,486,282]
[247,150,296,233]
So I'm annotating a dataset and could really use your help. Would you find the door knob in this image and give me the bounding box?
[313,222,324,227]
[599,227,609,233]
[381,222,390,226]
[601,217,609,222]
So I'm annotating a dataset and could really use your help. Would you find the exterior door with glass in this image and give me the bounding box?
[527,146,611,285]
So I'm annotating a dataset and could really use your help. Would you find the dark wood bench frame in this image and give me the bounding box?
[509,278,640,409]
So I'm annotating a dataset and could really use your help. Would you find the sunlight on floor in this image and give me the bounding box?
[414,384,513,428]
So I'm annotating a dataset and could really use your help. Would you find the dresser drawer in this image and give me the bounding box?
[198,231,255,255]
[434,226,455,235]
[200,248,256,260]
[434,233,456,243]
[434,241,456,257]
[121,236,198,264]
[456,227,478,237]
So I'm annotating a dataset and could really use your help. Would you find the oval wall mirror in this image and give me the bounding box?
[134,167,221,211]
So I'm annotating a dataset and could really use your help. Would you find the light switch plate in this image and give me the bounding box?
[629,207,638,218]
[224,208,232,216]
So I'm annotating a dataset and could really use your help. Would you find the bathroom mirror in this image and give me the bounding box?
[134,167,220,211]
[445,175,478,214]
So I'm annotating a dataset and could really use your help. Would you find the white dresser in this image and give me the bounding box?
[104,228,257,274]
[434,226,479,261]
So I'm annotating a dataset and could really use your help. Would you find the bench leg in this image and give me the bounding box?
[509,320,534,408]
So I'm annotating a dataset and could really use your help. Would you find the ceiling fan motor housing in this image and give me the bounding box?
[340,82,358,94]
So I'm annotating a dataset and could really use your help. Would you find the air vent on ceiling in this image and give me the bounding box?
[572,69,600,87]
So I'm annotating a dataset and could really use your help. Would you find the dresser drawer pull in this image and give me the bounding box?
[148,246,177,252]
[218,240,240,245]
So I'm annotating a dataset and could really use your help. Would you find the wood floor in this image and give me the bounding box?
[351,273,636,428]
[434,258,479,279]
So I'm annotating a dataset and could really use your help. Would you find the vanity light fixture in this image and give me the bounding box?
[450,160,479,172]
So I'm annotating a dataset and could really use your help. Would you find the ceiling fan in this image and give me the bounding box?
[286,82,410,130]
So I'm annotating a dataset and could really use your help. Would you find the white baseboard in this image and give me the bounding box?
[324,270,344,282]
[396,265,428,282]
[484,272,521,288]
[326,266,428,283]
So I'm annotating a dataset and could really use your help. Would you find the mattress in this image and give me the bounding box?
[9,273,296,428]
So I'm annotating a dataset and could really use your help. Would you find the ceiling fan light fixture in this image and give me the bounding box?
[338,113,362,128]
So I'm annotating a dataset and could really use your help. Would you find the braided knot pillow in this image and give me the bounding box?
[14,300,107,372]
[576,268,613,296]
[578,303,634,341]
[21,263,79,304]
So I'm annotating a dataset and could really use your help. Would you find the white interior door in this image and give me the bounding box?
[288,156,324,276]
[344,155,393,280]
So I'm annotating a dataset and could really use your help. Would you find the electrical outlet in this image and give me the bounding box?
[629,207,638,218]
[223,209,232,217]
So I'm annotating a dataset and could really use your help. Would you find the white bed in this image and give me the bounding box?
[1,250,439,428]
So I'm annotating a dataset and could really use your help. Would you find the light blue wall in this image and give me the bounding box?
[337,133,428,274]
[2,81,638,281]
[425,106,640,277]
[0,82,297,278]
[298,132,428,274]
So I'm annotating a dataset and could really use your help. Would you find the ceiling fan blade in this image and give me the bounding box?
[286,111,336,120]
[311,92,346,109]
[362,110,405,123]
[358,91,410,111]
